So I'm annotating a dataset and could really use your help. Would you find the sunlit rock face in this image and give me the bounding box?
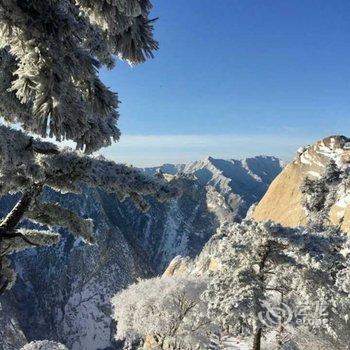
[0,156,281,350]
[253,135,350,232]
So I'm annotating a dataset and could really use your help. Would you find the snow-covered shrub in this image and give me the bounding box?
[21,341,68,350]
[112,275,215,349]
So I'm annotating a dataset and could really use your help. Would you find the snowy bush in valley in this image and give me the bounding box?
[112,275,215,349]
[203,220,350,350]
[0,0,179,294]
[21,341,68,350]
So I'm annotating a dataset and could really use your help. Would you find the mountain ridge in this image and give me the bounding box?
[142,155,283,220]
[0,154,283,350]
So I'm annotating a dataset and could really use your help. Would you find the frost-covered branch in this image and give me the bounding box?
[75,0,158,64]
[0,228,61,292]
[0,125,179,294]
[0,184,42,233]
[26,203,94,244]
[0,125,179,207]
[2,229,61,255]
[0,0,157,151]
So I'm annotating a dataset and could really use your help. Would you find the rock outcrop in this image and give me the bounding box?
[253,135,350,231]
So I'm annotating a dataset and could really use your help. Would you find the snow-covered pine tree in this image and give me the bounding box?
[323,159,342,184]
[0,1,178,293]
[300,160,343,230]
[203,220,350,350]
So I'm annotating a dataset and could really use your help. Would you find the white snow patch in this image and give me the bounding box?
[335,195,350,209]
[220,336,249,349]
[307,170,321,179]
[300,152,313,165]
[317,142,344,166]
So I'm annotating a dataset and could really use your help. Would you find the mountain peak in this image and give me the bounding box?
[205,156,215,162]
[295,134,350,170]
[253,135,350,232]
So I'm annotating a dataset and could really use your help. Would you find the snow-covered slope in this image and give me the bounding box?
[182,156,283,219]
[140,163,185,176]
[0,155,282,349]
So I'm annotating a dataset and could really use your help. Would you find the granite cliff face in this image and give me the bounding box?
[0,156,282,349]
[253,136,350,232]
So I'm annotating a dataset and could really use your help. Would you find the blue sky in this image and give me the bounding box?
[100,0,350,166]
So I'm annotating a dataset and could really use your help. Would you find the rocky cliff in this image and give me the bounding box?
[253,136,350,232]
[0,188,150,350]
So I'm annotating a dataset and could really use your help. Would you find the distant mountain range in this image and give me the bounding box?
[142,155,283,219]
[0,155,283,350]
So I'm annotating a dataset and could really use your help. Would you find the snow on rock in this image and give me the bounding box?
[220,336,250,350]
[253,135,350,232]
[21,341,68,350]
[182,155,283,219]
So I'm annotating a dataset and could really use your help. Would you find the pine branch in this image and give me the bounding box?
[0,184,42,234]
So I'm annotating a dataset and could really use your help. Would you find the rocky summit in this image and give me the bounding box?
[253,135,350,232]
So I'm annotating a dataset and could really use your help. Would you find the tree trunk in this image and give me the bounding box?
[0,255,8,294]
[252,244,270,350]
[277,327,283,349]
[252,328,262,350]
[277,292,285,349]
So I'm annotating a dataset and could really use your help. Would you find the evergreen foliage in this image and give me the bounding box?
[300,160,343,230]
[0,0,179,294]
[0,0,158,151]
[203,220,350,350]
